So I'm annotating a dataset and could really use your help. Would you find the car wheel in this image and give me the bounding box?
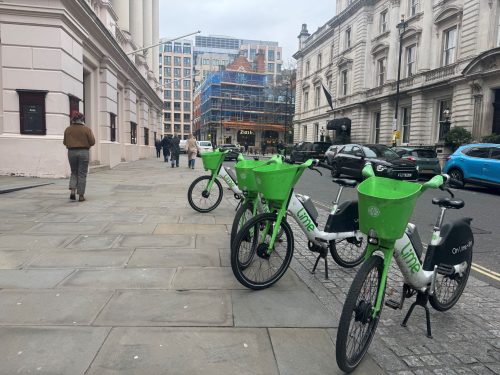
[330,163,340,178]
[448,168,464,187]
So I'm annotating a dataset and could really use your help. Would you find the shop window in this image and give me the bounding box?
[110,113,116,142]
[131,122,137,144]
[17,90,48,135]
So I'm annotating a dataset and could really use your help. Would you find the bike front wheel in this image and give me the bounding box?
[429,249,472,311]
[231,213,294,290]
[336,255,384,373]
[230,200,255,250]
[187,175,223,213]
[330,233,367,268]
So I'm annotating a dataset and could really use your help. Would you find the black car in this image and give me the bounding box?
[330,144,418,180]
[325,145,341,165]
[218,144,240,161]
[290,141,331,163]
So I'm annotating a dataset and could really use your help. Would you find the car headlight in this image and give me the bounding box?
[376,164,387,172]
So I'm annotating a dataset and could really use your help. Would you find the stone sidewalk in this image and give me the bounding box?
[0,156,381,375]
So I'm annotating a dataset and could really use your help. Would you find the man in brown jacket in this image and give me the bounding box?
[63,112,95,202]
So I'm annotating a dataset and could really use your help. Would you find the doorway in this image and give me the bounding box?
[492,89,500,134]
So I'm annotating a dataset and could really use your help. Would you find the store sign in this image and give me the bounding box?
[238,130,255,135]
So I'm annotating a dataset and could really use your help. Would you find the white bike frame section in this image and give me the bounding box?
[217,166,243,196]
[287,192,362,248]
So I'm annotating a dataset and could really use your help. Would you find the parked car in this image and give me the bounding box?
[179,139,187,154]
[325,145,341,165]
[443,143,500,188]
[290,141,331,163]
[218,144,240,161]
[196,140,212,153]
[392,146,441,178]
[330,144,418,180]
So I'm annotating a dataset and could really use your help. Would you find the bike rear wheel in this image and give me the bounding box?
[429,249,472,311]
[230,200,255,250]
[187,175,223,213]
[336,255,384,373]
[330,233,367,268]
[231,213,294,290]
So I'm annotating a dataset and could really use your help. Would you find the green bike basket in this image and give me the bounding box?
[235,159,268,193]
[201,151,225,172]
[253,163,305,202]
[357,177,422,240]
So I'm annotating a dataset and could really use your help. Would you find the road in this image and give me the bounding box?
[293,166,500,288]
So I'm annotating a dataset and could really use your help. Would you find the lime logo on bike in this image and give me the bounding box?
[222,174,235,188]
[297,208,315,232]
[367,206,380,218]
[400,242,421,274]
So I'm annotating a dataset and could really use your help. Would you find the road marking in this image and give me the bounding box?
[471,264,500,282]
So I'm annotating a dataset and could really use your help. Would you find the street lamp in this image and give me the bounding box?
[320,127,325,142]
[392,15,408,147]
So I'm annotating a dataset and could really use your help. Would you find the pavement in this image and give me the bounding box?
[0,156,498,375]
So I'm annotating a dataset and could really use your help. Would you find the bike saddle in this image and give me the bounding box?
[431,197,464,209]
[332,178,358,188]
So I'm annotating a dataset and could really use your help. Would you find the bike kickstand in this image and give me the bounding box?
[311,254,321,275]
[401,292,433,339]
[324,254,328,279]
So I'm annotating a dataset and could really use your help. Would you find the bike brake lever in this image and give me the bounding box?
[310,167,323,176]
[445,187,455,198]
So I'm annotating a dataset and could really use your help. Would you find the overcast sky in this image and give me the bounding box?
[158,0,336,64]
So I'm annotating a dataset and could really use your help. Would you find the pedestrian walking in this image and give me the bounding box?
[63,112,95,202]
[186,134,200,169]
[170,134,180,168]
[161,135,170,162]
[155,137,161,158]
[261,141,267,155]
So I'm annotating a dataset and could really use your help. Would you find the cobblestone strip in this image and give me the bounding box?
[287,205,500,374]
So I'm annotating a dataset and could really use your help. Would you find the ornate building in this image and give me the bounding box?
[293,0,500,157]
[0,0,162,178]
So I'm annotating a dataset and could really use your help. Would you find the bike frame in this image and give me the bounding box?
[205,163,243,196]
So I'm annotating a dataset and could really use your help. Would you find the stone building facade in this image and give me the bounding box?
[0,0,162,178]
[293,0,500,155]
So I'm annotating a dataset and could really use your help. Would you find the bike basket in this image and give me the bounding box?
[357,177,422,240]
[253,163,306,202]
[235,159,267,193]
[201,151,225,171]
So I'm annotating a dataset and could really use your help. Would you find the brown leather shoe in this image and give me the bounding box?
[78,195,85,202]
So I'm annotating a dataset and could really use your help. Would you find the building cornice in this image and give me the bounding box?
[293,26,334,60]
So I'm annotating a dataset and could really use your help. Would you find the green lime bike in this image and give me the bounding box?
[336,163,473,373]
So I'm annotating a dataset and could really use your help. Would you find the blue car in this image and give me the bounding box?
[443,143,500,188]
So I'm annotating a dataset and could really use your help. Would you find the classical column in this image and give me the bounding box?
[111,0,129,33]
[152,0,160,78]
[143,0,153,69]
[419,0,433,71]
[130,0,144,49]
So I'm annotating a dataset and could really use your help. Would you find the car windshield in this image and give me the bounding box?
[362,145,400,159]
[199,141,211,146]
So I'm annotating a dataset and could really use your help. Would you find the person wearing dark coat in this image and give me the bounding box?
[155,138,162,158]
[161,135,170,162]
[170,134,180,168]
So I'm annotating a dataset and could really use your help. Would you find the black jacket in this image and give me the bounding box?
[170,136,180,157]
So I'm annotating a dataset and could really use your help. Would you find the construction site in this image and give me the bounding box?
[192,53,294,150]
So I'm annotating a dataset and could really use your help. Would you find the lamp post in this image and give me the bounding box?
[392,15,408,147]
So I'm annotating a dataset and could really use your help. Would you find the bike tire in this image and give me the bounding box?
[231,213,294,290]
[429,249,472,311]
[230,200,254,250]
[187,175,223,213]
[336,255,384,373]
[330,234,367,268]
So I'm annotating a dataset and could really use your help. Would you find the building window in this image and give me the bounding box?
[303,125,307,141]
[374,112,381,143]
[305,61,310,76]
[17,90,48,135]
[110,113,116,142]
[174,113,181,121]
[314,123,319,141]
[377,58,386,86]
[174,56,181,66]
[401,107,411,143]
[202,58,209,65]
[174,68,181,77]
[409,0,419,17]
[314,86,321,107]
[183,102,191,111]
[183,80,191,89]
[164,43,172,52]
[144,127,149,145]
[443,26,457,66]
[174,42,182,53]
[380,10,388,33]
[183,113,190,121]
[164,56,171,65]
[406,44,416,77]
[130,122,137,144]
[317,53,322,70]
[174,90,181,100]
[164,113,171,121]
[164,90,171,100]
[183,91,190,100]
[268,50,275,61]
[174,102,181,111]
[345,27,352,49]
[277,64,282,72]
[303,91,309,112]
[184,68,190,77]
[69,95,80,116]
[183,44,191,53]
[250,49,256,60]
[267,63,274,72]
[438,100,451,141]
[164,102,171,111]
[164,67,171,76]
[173,80,181,89]
[183,57,191,66]
[341,69,348,96]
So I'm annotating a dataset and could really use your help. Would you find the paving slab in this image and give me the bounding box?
[26,249,133,268]
[154,223,227,235]
[0,212,48,223]
[0,269,73,288]
[102,223,158,234]
[232,289,337,327]
[196,233,231,249]
[0,250,35,269]
[0,222,37,233]
[35,212,88,222]
[86,327,280,375]
[60,268,176,289]
[65,234,121,249]
[269,328,383,375]
[117,234,195,248]
[219,248,231,267]
[94,290,232,326]
[0,234,74,250]
[214,215,235,225]
[142,214,180,224]
[0,289,113,325]
[0,326,110,375]
[80,213,147,223]
[127,247,220,267]
[172,266,248,290]
[178,215,216,224]
[25,222,104,234]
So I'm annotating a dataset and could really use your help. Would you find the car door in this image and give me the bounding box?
[335,145,352,175]
[464,146,491,180]
[483,146,500,184]
[348,146,365,177]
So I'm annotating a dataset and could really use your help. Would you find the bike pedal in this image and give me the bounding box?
[436,264,454,276]
[385,299,401,310]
